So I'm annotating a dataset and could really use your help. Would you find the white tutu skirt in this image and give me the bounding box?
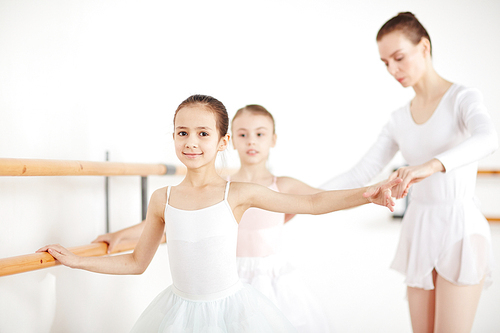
[391,199,493,290]
[129,281,297,332]
[237,255,334,333]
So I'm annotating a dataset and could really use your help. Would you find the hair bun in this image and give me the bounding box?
[398,12,416,18]
[377,11,431,55]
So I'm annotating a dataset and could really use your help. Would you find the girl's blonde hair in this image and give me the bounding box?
[232,104,276,133]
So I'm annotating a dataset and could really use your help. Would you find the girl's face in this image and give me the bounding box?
[377,31,429,88]
[232,111,276,166]
[174,106,229,169]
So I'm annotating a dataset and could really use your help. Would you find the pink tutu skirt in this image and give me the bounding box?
[237,255,334,332]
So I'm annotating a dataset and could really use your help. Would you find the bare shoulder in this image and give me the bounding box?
[276,176,298,192]
[229,181,261,195]
[228,181,269,202]
[150,187,168,208]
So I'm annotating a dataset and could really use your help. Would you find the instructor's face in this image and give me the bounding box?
[377,31,427,88]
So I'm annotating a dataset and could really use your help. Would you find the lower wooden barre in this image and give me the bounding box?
[486,217,500,222]
[0,238,165,277]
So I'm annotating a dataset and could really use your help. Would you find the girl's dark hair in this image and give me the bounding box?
[232,104,276,133]
[377,12,432,55]
[174,94,229,138]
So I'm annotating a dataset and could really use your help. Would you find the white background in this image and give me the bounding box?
[1,0,499,332]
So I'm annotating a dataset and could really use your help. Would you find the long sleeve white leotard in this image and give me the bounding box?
[322,84,498,289]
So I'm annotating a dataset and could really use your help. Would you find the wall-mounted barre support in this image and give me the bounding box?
[142,176,148,221]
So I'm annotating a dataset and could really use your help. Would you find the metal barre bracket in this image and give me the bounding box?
[165,164,177,175]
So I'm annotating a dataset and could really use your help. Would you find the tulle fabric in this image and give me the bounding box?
[237,255,334,333]
[130,282,297,333]
[391,199,493,290]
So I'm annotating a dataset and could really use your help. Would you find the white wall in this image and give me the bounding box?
[0,0,499,332]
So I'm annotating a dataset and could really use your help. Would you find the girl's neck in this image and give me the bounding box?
[181,164,224,187]
[231,162,274,185]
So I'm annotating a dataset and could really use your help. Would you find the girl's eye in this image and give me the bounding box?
[178,131,188,136]
[395,56,404,61]
[239,134,246,138]
[257,133,264,137]
[199,132,209,137]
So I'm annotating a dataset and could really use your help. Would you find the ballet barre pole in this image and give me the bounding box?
[477,169,500,222]
[0,158,187,177]
[0,237,166,277]
[477,169,500,175]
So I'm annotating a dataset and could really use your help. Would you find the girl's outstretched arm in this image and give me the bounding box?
[276,176,324,223]
[277,176,323,195]
[230,178,401,220]
[36,188,167,275]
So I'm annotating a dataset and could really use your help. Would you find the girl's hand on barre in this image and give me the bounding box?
[363,178,402,212]
[389,159,445,199]
[92,220,147,253]
[36,244,80,268]
[92,232,123,254]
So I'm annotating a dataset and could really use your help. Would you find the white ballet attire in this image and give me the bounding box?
[130,182,296,332]
[235,177,333,332]
[322,84,498,290]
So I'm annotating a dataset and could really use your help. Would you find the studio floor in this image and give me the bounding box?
[281,205,500,333]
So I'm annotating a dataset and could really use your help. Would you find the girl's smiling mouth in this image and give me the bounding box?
[246,149,258,155]
[183,152,202,158]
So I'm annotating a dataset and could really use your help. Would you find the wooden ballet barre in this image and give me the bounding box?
[477,169,500,222]
[477,169,500,175]
[0,158,186,177]
[0,237,166,277]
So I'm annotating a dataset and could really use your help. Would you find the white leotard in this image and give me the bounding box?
[165,182,240,297]
[130,182,297,332]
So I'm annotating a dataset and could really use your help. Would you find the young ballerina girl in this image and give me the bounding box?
[322,12,498,333]
[93,104,332,331]
[229,104,333,332]
[39,94,401,332]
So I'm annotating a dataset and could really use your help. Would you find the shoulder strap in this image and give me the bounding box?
[166,186,171,204]
[224,181,230,200]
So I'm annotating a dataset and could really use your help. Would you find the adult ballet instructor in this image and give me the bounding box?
[322,12,498,333]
